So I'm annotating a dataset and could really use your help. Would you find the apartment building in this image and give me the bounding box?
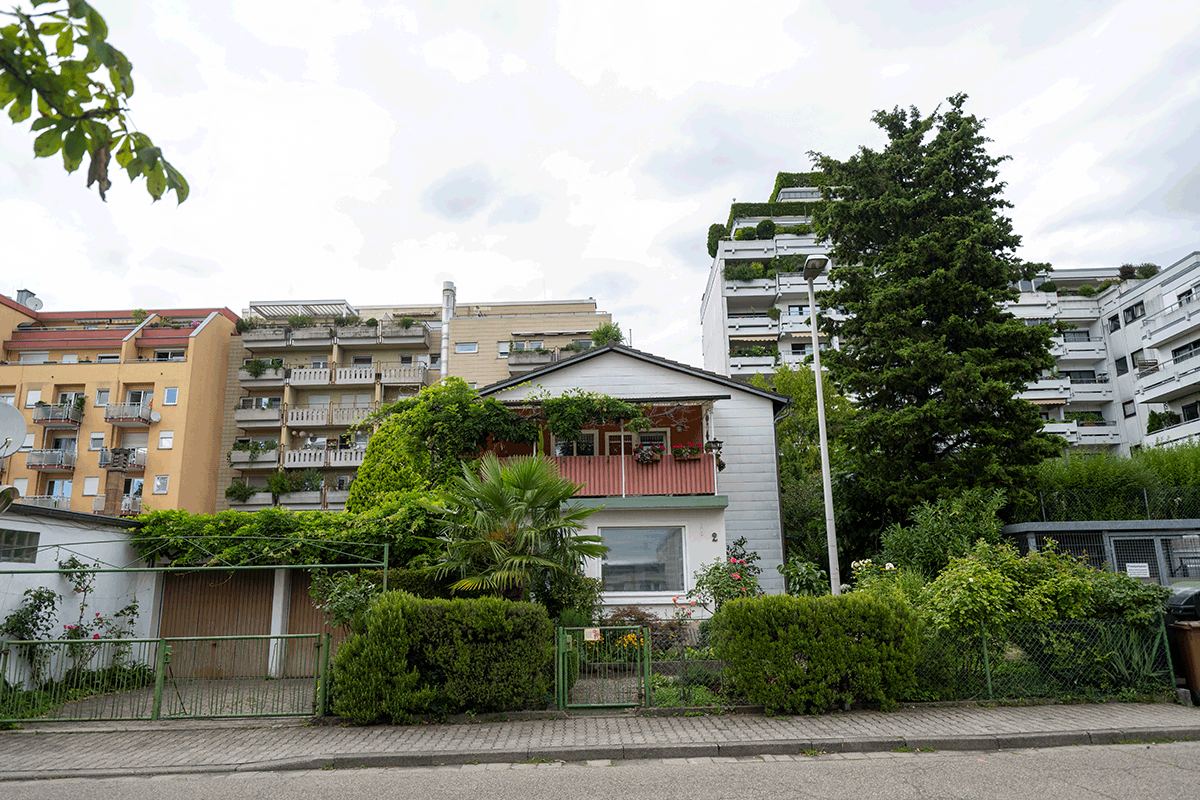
[0,290,238,516]
[1009,251,1200,454]
[700,173,836,383]
[218,283,611,511]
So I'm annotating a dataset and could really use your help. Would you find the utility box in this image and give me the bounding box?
[1167,587,1200,702]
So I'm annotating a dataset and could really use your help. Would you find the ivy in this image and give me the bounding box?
[538,389,646,441]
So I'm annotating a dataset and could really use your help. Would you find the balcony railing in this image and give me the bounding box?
[25,449,77,470]
[91,494,142,517]
[237,366,286,385]
[1141,293,1200,347]
[380,365,429,385]
[104,403,152,426]
[32,404,83,428]
[229,447,279,469]
[289,367,330,385]
[233,406,284,427]
[98,447,147,471]
[282,447,367,468]
[334,366,374,385]
[546,453,716,497]
[379,322,430,346]
[19,495,71,509]
[1135,351,1200,403]
[329,448,366,468]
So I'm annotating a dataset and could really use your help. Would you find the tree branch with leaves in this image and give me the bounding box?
[0,0,188,202]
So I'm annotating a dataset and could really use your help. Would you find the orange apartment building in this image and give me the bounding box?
[0,290,238,516]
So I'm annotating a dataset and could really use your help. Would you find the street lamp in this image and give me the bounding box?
[803,254,842,596]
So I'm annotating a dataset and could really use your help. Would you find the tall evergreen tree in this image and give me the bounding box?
[809,94,1060,531]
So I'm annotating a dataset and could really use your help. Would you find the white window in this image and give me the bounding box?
[12,478,28,497]
[554,432,596,457]
[572,339,593,350]
[82,476,100,496]
[95,389,109,406]
[311,357,328,369]
[158,430,174,449]
[637,430,669,450]
[0,393,14,406]
[19,433,34,452]
[152,475,169,494]
[498,341,510,358]
[1123,401,1137,418]
[126,389,152,405]
[0,529,40,564]
[163,387,179,405]
[599,527,685,592]
[18,351,49,364]
[89,433,104,450]
[57,391,84,406]
[24,390,41,407]
[400,354,414,365]
[97,354,119,363]
[351,355,372,367]
[430,354,441,366]
[154,349,185,362]
[61,355,78,364]
[511,340,543,352]
[455,342,477,354]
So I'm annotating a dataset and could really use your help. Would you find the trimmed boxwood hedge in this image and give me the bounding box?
[332,592,554,723]
[710,593,919,714]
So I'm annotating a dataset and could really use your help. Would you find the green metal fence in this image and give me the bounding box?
[556,626,651,710]
[1,633,333,723]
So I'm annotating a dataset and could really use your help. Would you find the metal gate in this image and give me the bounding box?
[556,626,650,710]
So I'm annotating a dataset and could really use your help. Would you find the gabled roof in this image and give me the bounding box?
[479,343,790,413]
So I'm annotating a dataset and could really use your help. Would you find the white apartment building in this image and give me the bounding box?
[1010,251,1200,454]
[699,174,1200,454]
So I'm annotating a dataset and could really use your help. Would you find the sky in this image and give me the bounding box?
[2,0,1198,368]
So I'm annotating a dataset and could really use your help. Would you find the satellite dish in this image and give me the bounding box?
[0,402,29,460]
[0,485,20,514]
[26,297,44,312]
[150,411,162,423]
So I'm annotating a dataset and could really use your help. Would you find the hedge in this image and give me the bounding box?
[726,201,824,230]
[332,592,554,723]
[710,593,919,714]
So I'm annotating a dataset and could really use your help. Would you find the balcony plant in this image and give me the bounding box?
[242,358,281,378]
[224,480,259,502]
[671,441,702,460]
[634,443,664,464]
[399,316,415,329]
[766,307,781,321]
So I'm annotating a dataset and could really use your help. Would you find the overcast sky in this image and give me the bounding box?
[2,0,1197,368]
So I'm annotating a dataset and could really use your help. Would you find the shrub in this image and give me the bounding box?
[590,322,623,346]
[1147,409,1181,433]
[1119,264,1137,280]
[723,262,760,282]
[1037,280,1057,293]
[1135,263,1160,279]
[777,557,828,596]
[707,223,726,257]
[1077,284,1096,297]
[733,226,756,240]
[224,480,258,502]
[287,314,315,329]
[879,488,1005,580]
[399,316,414,329]
[331,592,554,723]
[755,219,776,239]
[711,593,919,713]
[766,306,781,320]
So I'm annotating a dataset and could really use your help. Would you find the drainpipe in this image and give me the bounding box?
[440,281,455,380]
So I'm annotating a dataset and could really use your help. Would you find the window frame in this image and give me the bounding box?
[163,387,179,406]
[598,525,687,594]
[152,475,169,495]
[89,432,105,450]
[1123,400,1137,418]
[158,430,174,450]
[0,529,40,564]
[95,389,110,407]
[455,342,478,354]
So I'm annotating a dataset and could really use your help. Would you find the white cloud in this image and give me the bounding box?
[421,30,491,83]
[500,53,528,76]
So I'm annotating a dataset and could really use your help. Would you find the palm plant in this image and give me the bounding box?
[432,454,606,602]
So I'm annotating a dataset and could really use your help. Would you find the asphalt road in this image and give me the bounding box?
[9,741,1200,800]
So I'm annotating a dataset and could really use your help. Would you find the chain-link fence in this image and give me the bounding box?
[1011,486,1200,523]
[638,617,1172,707]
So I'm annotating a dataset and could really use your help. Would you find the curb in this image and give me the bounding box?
[3,726,1200,781]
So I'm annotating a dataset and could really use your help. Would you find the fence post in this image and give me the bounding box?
[1144,487,1151,519]
[317,632,332,717]
[1040,491,1046,522]
[642,626,652,708]
[555,628,564,711]
[382,544,389,592]
[979,622,994,701]
[151,640,171,721]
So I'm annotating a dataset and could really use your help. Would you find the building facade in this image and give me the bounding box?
[218,283,612,511]
[1,291,238,517]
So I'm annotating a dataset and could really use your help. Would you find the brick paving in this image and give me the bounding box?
[2,702,1199,780]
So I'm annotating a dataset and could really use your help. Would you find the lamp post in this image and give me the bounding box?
[803,254,841,595]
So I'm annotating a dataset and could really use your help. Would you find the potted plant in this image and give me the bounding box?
[671,441,702,460]
[634,443,664,464]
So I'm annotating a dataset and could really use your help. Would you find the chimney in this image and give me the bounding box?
[440,281,456,380]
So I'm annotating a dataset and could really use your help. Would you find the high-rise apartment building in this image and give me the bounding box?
[0,291,238,516]
[217,283,611,511]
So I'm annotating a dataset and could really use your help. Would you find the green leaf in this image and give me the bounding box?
[136,145,161,169]
[164,161,189,204]
[33,128,63,158]
[62,126,86,172]
[30,116,58,131]
[8,85,32,123]
[56,28,74,58]
[145,162,166,201]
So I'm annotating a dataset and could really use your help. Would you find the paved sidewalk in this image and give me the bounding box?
[2,703,1199,781]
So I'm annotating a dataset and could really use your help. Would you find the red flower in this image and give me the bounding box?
[92,634,101,639]
[731,573,741,580]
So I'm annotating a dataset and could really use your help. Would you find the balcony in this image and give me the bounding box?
[1020,377,1071,405]
[1135,352,1200,403]
[99,447,147,471]
[1074,421,1122,447]
[1144,416,1200,448]
[722,278,775,296]
[546,454,716,497]
[778,315,813,335]
[1141,295,1200,348]
[508,350,558,374]
[283,448,329,468]
[334,366,375,385]
[240,327,289,348]
[237,366,286,387]
[288,326,334,346]
[329,448,366,468]
[32,404,82,429]
[1068,378,1113,403]
[26,449,77,471]
[325,490,350,511]
[1043,421,1078,444]
[289,367,330,386]
[104,403,152,427]
[19,495,71,510]
[726,314,778,337]
[233,405,284,429]
[229,447,279,469]
[718,239,777,259]
[1056,337,1107,362]
[729,355,776,378]
[227,493,273,511]
[335,324,380,345]
[380,321,430,347]
[91,494,142,517]
[380,365,429,386]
